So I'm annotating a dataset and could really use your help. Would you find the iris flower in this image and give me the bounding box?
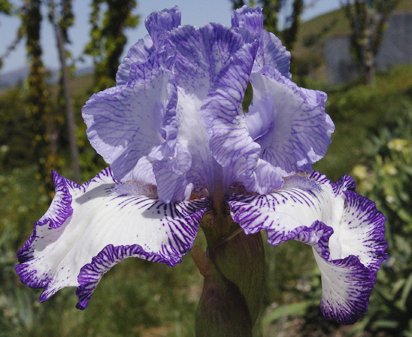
[16,6,386,324]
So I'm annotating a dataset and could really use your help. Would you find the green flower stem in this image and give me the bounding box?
[194,212,265,337]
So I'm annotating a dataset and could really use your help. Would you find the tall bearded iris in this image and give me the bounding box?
[16,6,386,328]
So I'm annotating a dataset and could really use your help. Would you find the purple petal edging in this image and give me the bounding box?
[17,168,114,270]
[15,263,51,289]
[17,170,74,262]
[319,255,376,325]
[76,244,178,310]
[343,190,387,272]
[75,197,209,310]
[279,221,334,259]
[333,175,356,195]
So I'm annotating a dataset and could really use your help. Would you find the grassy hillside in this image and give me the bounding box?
[297,0,412,48]
[294,0,412,80]
[315,64,412,179]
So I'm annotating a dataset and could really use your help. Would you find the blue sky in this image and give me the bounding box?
[0,0,341,74]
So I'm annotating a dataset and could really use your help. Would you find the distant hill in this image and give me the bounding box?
[0,66,93,90]
[294,0,412,81]
[0,68,28,89]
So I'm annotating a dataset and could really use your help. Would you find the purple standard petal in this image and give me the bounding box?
[83,60,177,186]
[16,169,209,309]
[202,40,261,190]
[170,23,247,95]
[231,6,263,44]
[116,35,154,85]
[145,6,181,49]
[231,6,291,78]
[116,7,181,84]
[229,172,386,323]
[236,71,334,192]
[165,23,259,193]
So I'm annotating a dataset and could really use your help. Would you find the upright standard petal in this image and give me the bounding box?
[144,6,181,49]
[116,7,181,85]
[16,169,209,309]
[245,72,334,175]
[167,24,259,192]
[83,60,177,186]
[231,6,291,78]
[170,23,246,95]
[116,35,154,85]
[229,172,386,323]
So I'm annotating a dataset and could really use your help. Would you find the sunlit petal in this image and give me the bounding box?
[16,169,209,309]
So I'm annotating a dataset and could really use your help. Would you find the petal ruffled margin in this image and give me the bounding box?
[231,6,291,78]
[83,59,193,203]
[16,169,209,309]
[246,72,334,174]
[229,172,387,323]
[116,7,181,85]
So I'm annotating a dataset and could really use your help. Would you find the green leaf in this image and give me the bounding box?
[261,302,312,326]
[371,319,399,329]
[400,274,412,309]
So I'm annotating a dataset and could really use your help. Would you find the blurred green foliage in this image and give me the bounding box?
[84,0,139,91]
[351,103,412,336]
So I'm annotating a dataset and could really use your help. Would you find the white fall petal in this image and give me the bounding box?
[16,168,208,309]
[229,172,386,323]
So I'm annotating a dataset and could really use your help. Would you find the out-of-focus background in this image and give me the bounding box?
[0,0,411,336]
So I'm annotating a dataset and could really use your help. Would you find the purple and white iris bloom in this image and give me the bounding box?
[16,6,386,324]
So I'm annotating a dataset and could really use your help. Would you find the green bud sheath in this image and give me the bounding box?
[195,212,265,337]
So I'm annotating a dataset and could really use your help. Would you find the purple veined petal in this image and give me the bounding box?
[116,35,154,85]
[170,23,247,96]
[16,169,209,309]
[198,37,261,191]
[314,251,376,324]
[229,172,387,323]
[235,159,287,194]
[145,6,181,49]
[174,88,216,192]
[82,61,178,185]
[231,6,291,78]
[166,23,259,193]
[333,174,356,194]
[327,190,387,273]
[245,71,334,176]
[116,7,181,85]
[231,6,263,44]
[150,142,193,203]
[229,174,339,243]
[202,40,259,167]
[260,32,291,79]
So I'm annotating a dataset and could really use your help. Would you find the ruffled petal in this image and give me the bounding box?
[314,252,376,324]
[82,61,177,185]
[16,169,209,308]
[144,6,181,49]
[229,174,340,244]
[116,7,181,85]
[246,72,334,175]
[229,172,386,323]
[260,32,291,79]
[116,35,154,85]
[170,23,246,95]
[202,41,260,189]
[231,6,291,78]
[150,142,193,203]
[166,23,259,192]
[231,6,263,44]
